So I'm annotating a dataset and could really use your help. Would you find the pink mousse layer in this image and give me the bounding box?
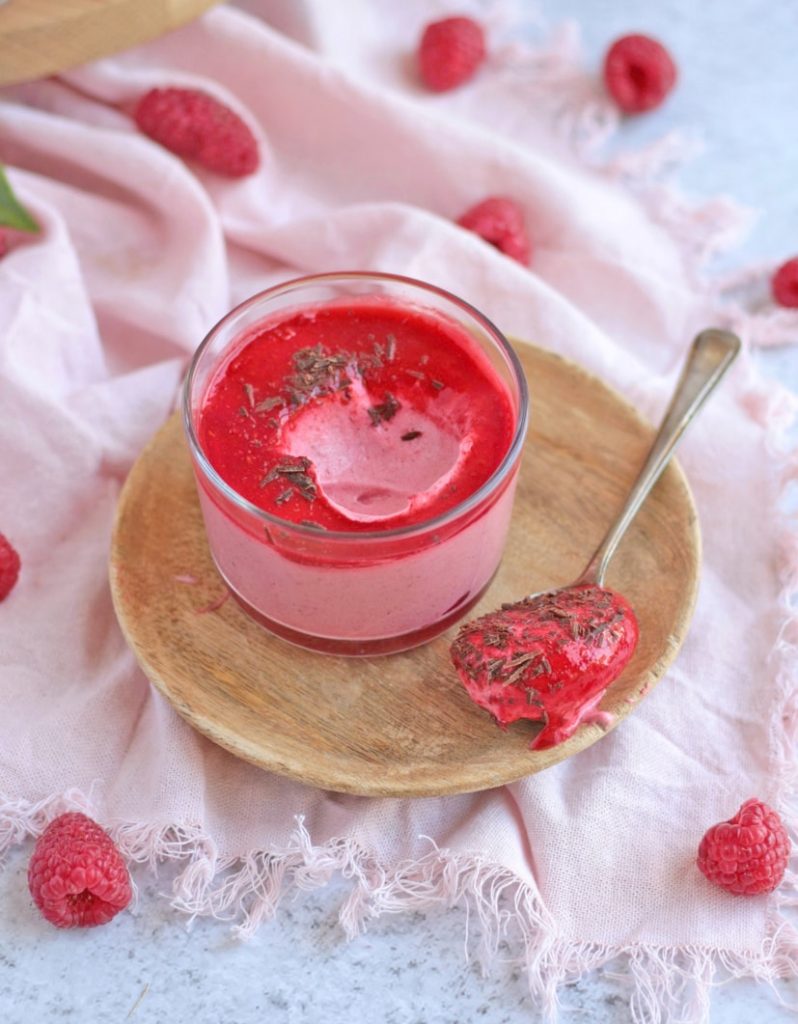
[195,474,519,641]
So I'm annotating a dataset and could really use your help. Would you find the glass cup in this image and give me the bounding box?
[183,272,529,655]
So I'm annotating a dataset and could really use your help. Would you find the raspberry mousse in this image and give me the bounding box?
[450,583,639,750]
[199,302,514,530]
[184,274,529,654]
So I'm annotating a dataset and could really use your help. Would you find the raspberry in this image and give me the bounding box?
[28,812,132,927]
[0,229,8,259]
[418,16,486,92]
[457,197,531,265]
[134,87,259,177]
[0,533,21,601]
[697,799,790,896]
[603,34,677,114]
[772,257,798,308]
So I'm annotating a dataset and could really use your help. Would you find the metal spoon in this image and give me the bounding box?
[450,328,741,750]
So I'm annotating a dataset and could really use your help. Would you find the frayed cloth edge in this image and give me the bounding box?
[2,794,798,1024]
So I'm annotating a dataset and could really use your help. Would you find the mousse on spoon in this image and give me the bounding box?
[450,328,741,750]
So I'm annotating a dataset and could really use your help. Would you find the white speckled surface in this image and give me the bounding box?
[2,1,797,1020]
[2,843,798,1022]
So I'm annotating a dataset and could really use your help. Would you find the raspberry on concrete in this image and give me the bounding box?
[697,798,790,896]
[603,34,677,114]
[28,812,132,927]
[456,196,531,265]
[417,16,486,92]
[134,87,259,177]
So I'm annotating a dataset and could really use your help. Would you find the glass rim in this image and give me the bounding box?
[182,270,530,543]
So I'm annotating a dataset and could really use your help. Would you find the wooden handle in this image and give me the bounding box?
[0,0,222,86]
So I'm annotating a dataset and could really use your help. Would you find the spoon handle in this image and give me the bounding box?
[578,328,741,587]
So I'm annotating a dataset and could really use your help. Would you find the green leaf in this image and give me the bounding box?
[0,164,39,233]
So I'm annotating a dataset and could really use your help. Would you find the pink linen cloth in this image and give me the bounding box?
[2,2,798,1019]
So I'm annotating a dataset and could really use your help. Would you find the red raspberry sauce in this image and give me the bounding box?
[198,301,516,532]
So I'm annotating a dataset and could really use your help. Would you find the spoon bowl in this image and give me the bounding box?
[451,328,741,750]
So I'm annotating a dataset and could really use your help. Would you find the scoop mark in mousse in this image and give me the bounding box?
[198,304,515,533]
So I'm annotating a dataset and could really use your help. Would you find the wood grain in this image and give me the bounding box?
[109,341,701,797]
[0,0,220,86]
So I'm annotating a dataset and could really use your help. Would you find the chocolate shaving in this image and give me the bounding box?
[481,627,512,648]
[430,379,445,391]
[487,658,505,680]
[401,430,422,441]
[503,586,629,652]
[272,339,393,414]
[293,474,317,501]
[286,344,351,407]
[254,396,284,413]
[368,392,401,425]
[501,653,541,686]
[275,488,294,505]
[260,457,313,492]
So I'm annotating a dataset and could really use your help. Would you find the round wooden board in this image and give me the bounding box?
[110,341,700,797]
[0,0,221,87]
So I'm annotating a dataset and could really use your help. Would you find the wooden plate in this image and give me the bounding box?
[0,0,221,87]
[109,342,700,797]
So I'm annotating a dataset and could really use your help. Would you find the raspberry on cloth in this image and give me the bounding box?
[134,87,260,177]
[417,16,486,92]
[698,800,790,896]
[0,533,21,602]
[1,0,797,1020]
[457,196,532,265]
